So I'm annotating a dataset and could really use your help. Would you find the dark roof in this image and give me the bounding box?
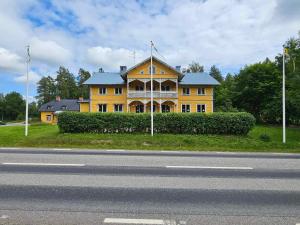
[84,72,124,85]
[39,99,80,112]
[121,56,184,80]
[180,72,220,85]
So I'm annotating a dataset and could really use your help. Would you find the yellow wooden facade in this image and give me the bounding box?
[40,111,58,124]
[81,57,216,114]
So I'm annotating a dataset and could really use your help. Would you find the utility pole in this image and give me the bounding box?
[150,41,154,136]
[282,46,286,143]
[25,45,30,136]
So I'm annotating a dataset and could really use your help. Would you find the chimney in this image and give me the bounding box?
[120,66,127,73]
[56,96,61,102]
[79,97,84,101]
[175,66,181,72]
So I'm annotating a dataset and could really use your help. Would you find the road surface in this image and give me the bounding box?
[0,147,299,225]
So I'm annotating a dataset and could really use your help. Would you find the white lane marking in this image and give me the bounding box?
[53,148,72,151]
[166,165,253,170]
[0,147,20,150]
[104,218,165,224]
[2,162,85,167]
[160,151,180,153]
[0,215,9,219]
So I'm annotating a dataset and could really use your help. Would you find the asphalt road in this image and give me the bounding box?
[0,147,300,225]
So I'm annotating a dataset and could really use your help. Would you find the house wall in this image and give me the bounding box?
[40,112,55,124]
[79,102,90,112]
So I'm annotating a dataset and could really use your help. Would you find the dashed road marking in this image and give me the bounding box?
[2,162,86,167]
[166,165,253,170]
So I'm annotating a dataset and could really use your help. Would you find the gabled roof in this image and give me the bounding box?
[121,56,184,80]
[39,99,80,112]
[84,72,124,85]
[180,72,220,85]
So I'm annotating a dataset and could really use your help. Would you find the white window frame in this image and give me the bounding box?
[99,87,107,95]
[182,88,190,95]
[99,104,107,112]
[114,104,123,112]
[197,87,206,95]
[148,65,156,74]
[46,115,52,121]
[197,104,206,113]
[115,87,122,95]
[181,104,190,113]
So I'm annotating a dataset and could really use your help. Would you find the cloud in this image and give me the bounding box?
[30,37,72,66]
[0,47,24,73]
[86,46,145,70]
[14,71,41,84]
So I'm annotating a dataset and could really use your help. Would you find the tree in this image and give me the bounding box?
[36,76,56,105]
[56,67,78,99]
[187,62,204,73]
[77,68,91,99]
[4,92,26,120]
[209,65,224,83]
[232,61,281,123]
[29,102,39,118]
[0,93,4,121]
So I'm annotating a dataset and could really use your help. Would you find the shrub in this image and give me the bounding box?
[58,112,255,135]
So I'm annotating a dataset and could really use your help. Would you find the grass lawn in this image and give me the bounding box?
[0,123,299,153]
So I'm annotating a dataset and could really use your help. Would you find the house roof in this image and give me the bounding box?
[180,72,220,85]
[84,72,124,85]
[121,56,184,80]
[39,99,80,112]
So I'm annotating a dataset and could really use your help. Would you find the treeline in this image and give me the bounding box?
[210,34,300,125]
[36,67,91,105]
[0,92,38,121]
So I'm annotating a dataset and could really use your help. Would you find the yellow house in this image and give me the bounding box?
[39,96,81,124]
[82,56,219,113]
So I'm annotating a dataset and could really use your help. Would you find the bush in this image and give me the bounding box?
[58,112,256,135]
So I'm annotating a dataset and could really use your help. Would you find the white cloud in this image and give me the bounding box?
[0,47,24,73]
[86,46,145,70]
[14,71,41,84]
[30,37,72,66]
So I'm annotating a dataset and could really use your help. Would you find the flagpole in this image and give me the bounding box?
[150,41,154,136]
[282,46,286,144]
[25,45,30,137]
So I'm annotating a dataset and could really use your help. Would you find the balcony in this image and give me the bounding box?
[127,91,178,98]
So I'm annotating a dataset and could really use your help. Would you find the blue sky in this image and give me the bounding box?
[0,0,299,101]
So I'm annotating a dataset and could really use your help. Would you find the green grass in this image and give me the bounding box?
[0,123,299,153]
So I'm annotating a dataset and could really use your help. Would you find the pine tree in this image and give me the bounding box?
[77,68,91,99]
[36,76,56,105]
[56,67,78,99]
[209,65,224,83]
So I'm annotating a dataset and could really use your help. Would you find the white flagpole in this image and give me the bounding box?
[282,46,286,143]
[150,41,154,136]
[25,45,30,137]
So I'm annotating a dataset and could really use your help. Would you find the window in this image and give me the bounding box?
[46,115,52,121]
[99,87,106,95]
[135,86,144,91]
[182,104,190,113]
[161,70,165,74]
[140,70,144,74]
[197,104,206,113]
[61,105,67,110]
[162,105,170,113]
[161,85,170,91]
[136,105,144,113]
[148,66,156,74]
[99,104,107,112]
[183,88,190,95]
[47,105,52,110]
[115,87,122,95]
[198,88,205,95]
[114,104,123,112]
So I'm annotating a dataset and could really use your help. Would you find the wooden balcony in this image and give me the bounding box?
[127,91,178,98]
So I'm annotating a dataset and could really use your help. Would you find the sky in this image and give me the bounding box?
[0,0,299,100]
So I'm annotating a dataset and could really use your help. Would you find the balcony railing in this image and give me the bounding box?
[128,91,177,98]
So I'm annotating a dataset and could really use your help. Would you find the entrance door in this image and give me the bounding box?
[162,105,170,113]
[136,105,144,113]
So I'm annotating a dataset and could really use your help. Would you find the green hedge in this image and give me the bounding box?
[57,112,255,135]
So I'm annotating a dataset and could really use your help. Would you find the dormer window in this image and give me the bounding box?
[61,105,67,110]
[148,66,156,74]
[47,105,52,110]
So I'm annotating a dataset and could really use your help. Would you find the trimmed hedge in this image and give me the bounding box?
[57,112,255,135]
